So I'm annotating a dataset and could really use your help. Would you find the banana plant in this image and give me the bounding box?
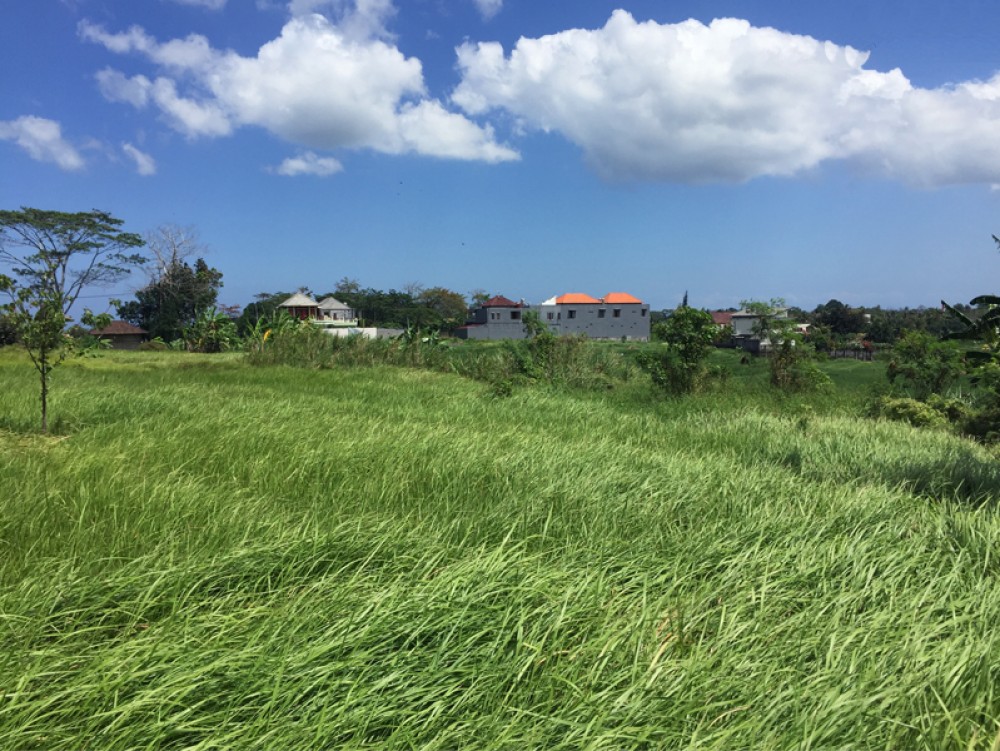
[940,235,1000,368]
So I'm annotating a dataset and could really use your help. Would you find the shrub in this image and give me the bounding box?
[769,341,832,392]
[643,306,716,395]
[869,396,949,429]
[887,331,964,400]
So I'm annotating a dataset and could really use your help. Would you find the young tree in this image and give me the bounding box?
[741,298,827,391]
[0,208,145,431]
[644,305,716,394]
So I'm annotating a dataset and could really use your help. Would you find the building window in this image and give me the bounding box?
[641,309,647,317]
[613,309,622,318]
[510,310,521,320]
[557,312,561,320]
[547,312,554,320]
[598,309,606,318]
[567,310,576,319]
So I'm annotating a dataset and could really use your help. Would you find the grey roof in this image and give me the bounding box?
[318,296,353,310]
[278,293,319,308]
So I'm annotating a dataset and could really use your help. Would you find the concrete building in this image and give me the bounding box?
[458,295,527,340]
[317,296,358,324]
[276,293,390,339]
[457,292,650,341]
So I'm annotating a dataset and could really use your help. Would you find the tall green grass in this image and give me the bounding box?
[1,349,999,748]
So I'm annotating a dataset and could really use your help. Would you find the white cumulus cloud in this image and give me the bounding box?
[273,151,344,176]
[96,68,151,107]
[0,116,85,171]
[472,0,502,21]
[452,11,1000,186]
[80,9,517,165]
[122,142,157,175]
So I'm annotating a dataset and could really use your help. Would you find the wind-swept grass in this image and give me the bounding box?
[1,350,999,748]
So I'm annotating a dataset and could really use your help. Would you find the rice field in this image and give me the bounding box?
[1,349,999,749]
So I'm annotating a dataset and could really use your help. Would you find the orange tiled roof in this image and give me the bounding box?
[554,293,601,304]
[602,292,643,304]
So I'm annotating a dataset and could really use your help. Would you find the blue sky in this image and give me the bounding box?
[2,0,1000,314]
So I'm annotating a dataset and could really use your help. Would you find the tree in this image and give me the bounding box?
[741,298,828,391]
[115,224,222,342]
[416,287,468,330]
[334,277,360,296]
[0,312,17,346]
[469,288,490,307]
[643,305,716,394]
[236,291,291,337]
[521,309,548,338]
[0,208,145,431]
[118,257,223,341]
[887,330,964,400]
[812,299,867,336]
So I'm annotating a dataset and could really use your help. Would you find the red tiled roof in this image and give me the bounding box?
[602,292,643,304]
[91,320,147,336]
[482,295,521,308]
[711,311,733,326]
[555,293,601,305]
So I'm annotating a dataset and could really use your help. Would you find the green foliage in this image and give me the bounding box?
[887,330,964,401]
[644,306,716,395]
[520,309,548,338]
[739,299,829,392]
[0,312,16,346]
[768,339,832,392]
[118,258,223,341]
[0,207,144,431]
[811,298,867,335]
[182,308,239,353]
[869,396,950,428]
[416,286,468,331]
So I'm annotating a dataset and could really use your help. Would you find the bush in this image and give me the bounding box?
[887,331,963,400]
[869,396,949,429]
[643,307,716,395]
[769,341,832,392]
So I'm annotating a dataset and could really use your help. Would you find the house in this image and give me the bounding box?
[90,320,148,350]
[731,307,809,352]
[457,291,650,341]
[317,296,358,324]
[277,293,320,321]
[456,295,527,340]
[277,293,384,338]
[710,311,734,328]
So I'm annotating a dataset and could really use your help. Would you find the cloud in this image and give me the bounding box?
[167,0,227,9]
[287,0,396,40]
[0,116,85,171]
[273,151,343,176]
[81,10,517,164]
[122,142,157,175]
[452,11,1000,186]
[472,0,501,21]
[96,68,151,107]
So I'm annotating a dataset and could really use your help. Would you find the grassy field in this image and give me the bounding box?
[2,348,1000,749]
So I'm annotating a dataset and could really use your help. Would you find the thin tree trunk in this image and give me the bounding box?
[39,350,48,433]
